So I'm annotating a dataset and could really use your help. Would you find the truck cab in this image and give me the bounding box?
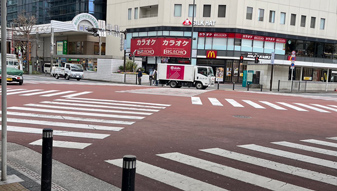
[195,67,215,89]
[54,63,84,81]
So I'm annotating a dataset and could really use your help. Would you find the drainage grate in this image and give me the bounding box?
[233,115,251,119]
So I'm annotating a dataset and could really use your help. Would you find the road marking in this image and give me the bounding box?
[272,141,337,157]
[276,102,308,111]
[69,97,171,107]
[301,139,337,148]
[105,159,227,191]
[55,99,167,109]
[329,105,337,108]
[208,98,223,106]
[2,89,25,92]
[24,104,152,116]
[40,91,76,97]
[40,101,160,112]
[158,152,313,191]
[7,89,42,95]
[8,107,144,120]
[294,103,330,113]
[20,90,59,96]
[4,111,134,125]
[61,91,92,98]
[259,101,286,110]
[5,126,110,139]
[201,148,337,186]
[30,139,91,149]
[239,144,337,170]
[4,118,124,131]
[191,97,202,105]
[242,100,265,109]
[311,104,337,112]
[225,99,244,107]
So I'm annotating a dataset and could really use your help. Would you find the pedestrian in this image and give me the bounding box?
[152,69,158,86]
[137,68,143,85]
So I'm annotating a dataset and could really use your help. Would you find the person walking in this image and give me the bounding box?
[137,68,143,85]
[152,69,158,86]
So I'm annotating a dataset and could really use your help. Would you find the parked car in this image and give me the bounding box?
[0,67,24,85]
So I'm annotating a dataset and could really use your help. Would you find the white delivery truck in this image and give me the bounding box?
[52,62,84,81]
[157,63,215,89]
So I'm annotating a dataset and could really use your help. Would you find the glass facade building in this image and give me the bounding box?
[2,0,106,25]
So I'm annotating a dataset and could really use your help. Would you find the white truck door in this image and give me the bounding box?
[195,67,210,86]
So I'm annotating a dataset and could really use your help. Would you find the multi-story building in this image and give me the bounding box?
[2,0,106,25]
[106,0,337,89]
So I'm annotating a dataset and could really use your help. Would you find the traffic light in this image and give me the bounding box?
[255,56,259,63]
[239,56,244,63]
[129,53,132,60]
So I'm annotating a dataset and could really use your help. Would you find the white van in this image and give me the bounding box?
[44,63,59,74]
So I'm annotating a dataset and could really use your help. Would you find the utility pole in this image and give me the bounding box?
[190,0,195,64]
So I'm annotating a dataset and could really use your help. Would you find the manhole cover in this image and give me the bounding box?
[233,115,251,119]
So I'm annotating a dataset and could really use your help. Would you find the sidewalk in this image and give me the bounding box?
[0,142,120,191]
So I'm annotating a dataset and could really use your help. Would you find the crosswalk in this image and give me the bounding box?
[191,97,337,114]
[4,97,170,149]
[106,136,337,190]
[1,88,92,98]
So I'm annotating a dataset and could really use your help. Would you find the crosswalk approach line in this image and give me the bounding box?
[272,141,337,157]
[276,102,308,111]
[301,139,337,148]
[225,99,244,107]
[61,91,92,98]
[242,100,265,109]
[157,152,313,191]
[40,91,76,97]
[20,90,59,96]
[294,103,330,113]
[191,97,202,105]
[311,104,337,112]
[208,98,223,106]
[24,103,153,116]
[259,101,286,110]
[40,101,160,112]
[5,126,110,139]
[68,97,171,107]
[8,107,144,120]
[239,144,337,170]
[105,159,227,191]
[201,148,337,186]
[7,89,42,95]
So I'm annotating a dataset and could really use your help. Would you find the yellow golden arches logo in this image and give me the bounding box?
[206,50,217,59]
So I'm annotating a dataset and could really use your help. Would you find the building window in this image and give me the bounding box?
[290,14,296,26]
[246,7,253,20]
[280,12,286,24]
[188,4,196,17]
[218,5,226,17]
[203,5,211,17]
[174,4,182,17]
[300,15,306,27]
[134,7,138,19]
[310,17,316,28]
[258,8,264,21]
[269,10,275,23]
[128,8,132,20]
[320,18,325,30]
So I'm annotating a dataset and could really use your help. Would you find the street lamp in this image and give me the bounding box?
[190,0,195,64]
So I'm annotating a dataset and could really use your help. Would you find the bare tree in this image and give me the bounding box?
[13,12,36,74]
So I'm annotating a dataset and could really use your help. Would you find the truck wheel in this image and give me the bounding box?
[55,74,59,79]
[77,78,81,81]
[19,81,23,85]
[169,81,178,88]
[196,82,203,89]
[65,75,70,80]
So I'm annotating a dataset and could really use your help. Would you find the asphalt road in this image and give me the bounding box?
[2,75,337,191]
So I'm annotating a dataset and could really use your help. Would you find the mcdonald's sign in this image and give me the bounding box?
[206,50,217,59]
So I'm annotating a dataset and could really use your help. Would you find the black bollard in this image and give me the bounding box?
[122,155,136,191]
[278,80,280,92]
[247,83,250,91]
[135,74,137,85]
[41,129,53,191]
[217,81,219,90]
[233,82,235,90]
[260,85,263,92]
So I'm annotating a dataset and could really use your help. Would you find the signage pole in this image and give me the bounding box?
[270,52,275,91]
[326,69,329,92]
[291,68,294,92]
[190,0,195,64]
[1,0,8,181]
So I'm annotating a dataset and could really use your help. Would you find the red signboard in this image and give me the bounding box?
[166,65,185,80]
[131,38,191,58]
[227,33,235,38]
[198,32,206,37]
[276,38,286,43]
[242,34,254,39]
[254,36,265,41]
[206,50,217,59]
[213,33,227,38]
[265,37,276,42]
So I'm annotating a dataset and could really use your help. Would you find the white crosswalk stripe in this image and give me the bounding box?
[7,98,169,150]
[40,90,76,97]
[158,152,313,191]
[208,98,223,106]
[7,89,43,95]
[106,159,226,191]
[242,100,265,109]
[239,144,337,169]
[191,97,202,105]
[5,88,93,97]
[329,105,337,108]
[276,102,308,111]
[272,141,337,157]
[30,139,91,149]
[259,101,286,110]
[225,99,244,107]
[311,104,337,112]
[61,91,92,98]
[294,103,330,113]
[301,139,337,148]
[20,90,59,96]
[201,148,337,186]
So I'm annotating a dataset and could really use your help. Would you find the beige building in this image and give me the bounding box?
[106,0,337,90]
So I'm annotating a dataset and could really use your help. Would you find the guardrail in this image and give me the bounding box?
[277,80,337,92]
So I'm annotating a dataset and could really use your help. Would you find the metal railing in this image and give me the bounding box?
[277,80,337,92]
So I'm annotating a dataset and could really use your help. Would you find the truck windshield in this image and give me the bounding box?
[208,67,214,76]
[71,64,84,72]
